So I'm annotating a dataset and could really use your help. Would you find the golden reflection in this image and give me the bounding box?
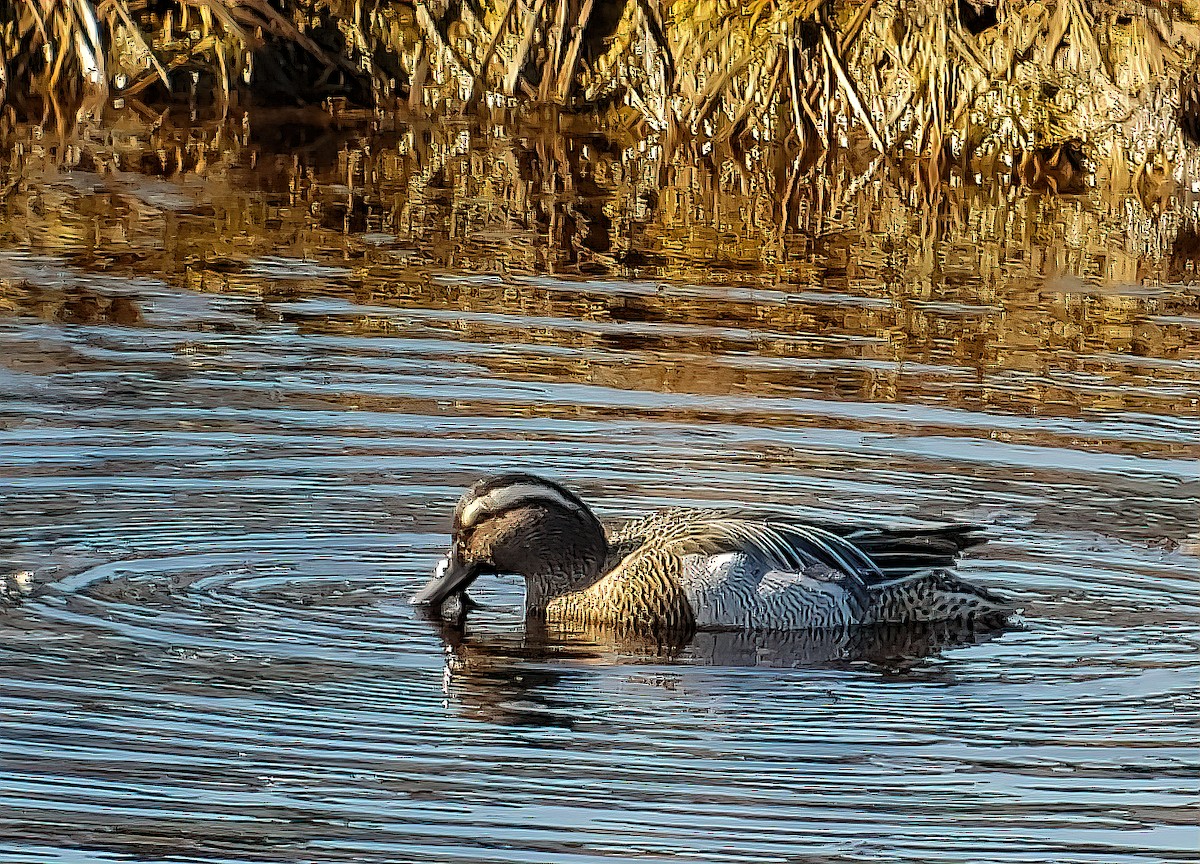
[0,115,1197,434]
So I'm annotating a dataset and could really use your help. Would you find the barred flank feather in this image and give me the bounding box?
[867,571,1013,625]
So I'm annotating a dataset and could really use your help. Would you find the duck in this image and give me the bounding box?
[411,473,1014,632]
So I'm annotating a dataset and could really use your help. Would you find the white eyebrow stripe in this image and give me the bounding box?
[460,483,581,528]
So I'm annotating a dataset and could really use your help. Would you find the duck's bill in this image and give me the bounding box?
[410,552,482,607]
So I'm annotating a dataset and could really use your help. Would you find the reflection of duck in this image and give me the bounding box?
[678,621,1003,669]
[420,610,1006,725]
[412,474,1013,633]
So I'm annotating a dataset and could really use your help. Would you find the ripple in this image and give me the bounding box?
[2,253,1198,863]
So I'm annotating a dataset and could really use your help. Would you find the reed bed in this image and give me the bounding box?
[1,0,1198,174]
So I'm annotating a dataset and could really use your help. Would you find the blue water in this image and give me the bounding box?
[0,125,1198,862]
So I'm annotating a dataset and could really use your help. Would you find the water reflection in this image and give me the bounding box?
[424,610,1012,726]
[2,114,1197,430]
[0,115,1197,863]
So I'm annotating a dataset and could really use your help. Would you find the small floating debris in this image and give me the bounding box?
[0,570,34,602]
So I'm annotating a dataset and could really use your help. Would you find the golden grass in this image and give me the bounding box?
[1,0,1198,177]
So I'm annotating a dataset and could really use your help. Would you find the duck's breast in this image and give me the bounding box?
[680,552,857,630]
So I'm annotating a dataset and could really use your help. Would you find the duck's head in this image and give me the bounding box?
[411,473,609,614]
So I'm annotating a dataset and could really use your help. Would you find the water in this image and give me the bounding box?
[0,118,1198,863]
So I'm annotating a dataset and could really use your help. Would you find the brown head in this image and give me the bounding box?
[411,473,610,614]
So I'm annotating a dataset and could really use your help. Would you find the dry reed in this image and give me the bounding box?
[1,0,1197,176]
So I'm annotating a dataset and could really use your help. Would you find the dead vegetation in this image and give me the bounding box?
[1,0,1198,176]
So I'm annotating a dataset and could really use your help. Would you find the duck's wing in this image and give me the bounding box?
[566,533,863,632]
[595,511,1002,630]
[779,520,988,582]
[607,513,883,620]
[613,511,882,577]
[614,511,987,580]
[659,518,882,580]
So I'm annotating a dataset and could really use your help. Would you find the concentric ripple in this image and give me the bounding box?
[1,206,1199,861]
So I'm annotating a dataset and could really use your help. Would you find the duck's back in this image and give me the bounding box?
[587,508,875,629]
[591,508,1010,630]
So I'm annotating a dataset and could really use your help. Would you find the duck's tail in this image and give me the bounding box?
[867,571,1015,626]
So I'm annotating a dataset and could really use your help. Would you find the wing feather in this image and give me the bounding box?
[612,511,986,582]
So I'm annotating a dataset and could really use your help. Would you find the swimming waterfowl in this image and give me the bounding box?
[412,473,1013,632]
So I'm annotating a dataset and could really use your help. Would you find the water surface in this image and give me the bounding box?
[0,119,1198,863]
